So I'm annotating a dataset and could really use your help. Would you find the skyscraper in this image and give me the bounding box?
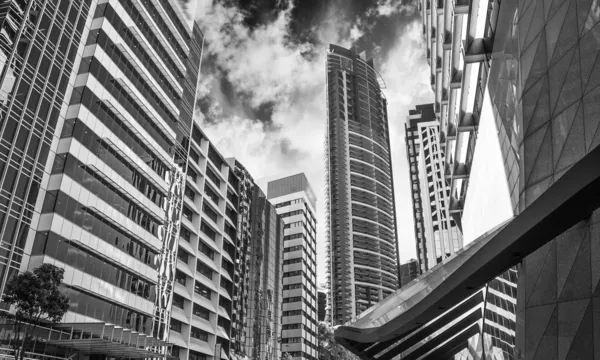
[405,104,462,273]
[268,173,318,360]
[325,44,400,324]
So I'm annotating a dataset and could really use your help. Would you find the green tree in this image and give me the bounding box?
[318,322,335,360]
[3,264,70,360]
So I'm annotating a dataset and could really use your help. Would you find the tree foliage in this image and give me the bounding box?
[3,264,70,359]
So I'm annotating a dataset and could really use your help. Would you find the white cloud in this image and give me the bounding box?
[349,24,364,42]
[194,1,432,281]
[368,0,419,17]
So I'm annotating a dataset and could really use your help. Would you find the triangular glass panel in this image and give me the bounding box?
[543,0,553,20]
[525,303,557,356]
[558,232,592,301]
[554,49,583,115]
[524,124,550,184]
[524,241,554,302]
[591,221,600,295]
[532,306,558,360]
[564,302,594,360]
[549,0,579,67]
[555,222,585,296]
[526,225,557,307]
[527,124,554,186]
[547,48,576,113]
[582,1,600,35]
[582,85,600,150]
[552,101,580,168]
[524,0,547,51]
[522,77,545,131]
[546,1,570,63]
[520,0,539,52]
[521,32,544,91]
[548,0,569,21]
[525,31,548,94]
[526,77,551,136]
[555,103,585,172]
[588,121,600,152]
[557,299,590,360]
[584,47,600,94]
[577,0,594,35]
[577,24,600,90]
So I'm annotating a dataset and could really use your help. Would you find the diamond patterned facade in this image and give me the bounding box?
[334,0,600,359]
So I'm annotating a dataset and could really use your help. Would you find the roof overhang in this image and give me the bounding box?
[335,144,600,357]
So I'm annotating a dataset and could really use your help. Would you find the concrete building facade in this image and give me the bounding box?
[268,174,318,360]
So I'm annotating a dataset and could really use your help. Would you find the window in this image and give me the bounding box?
[202,203,218,223]
[185,186,195,201]
[194,281,211,299]
[180,227,191,242]
[198,241,214,260]
[173,294,184,309]
[208,146,224,170]
[200,221,216,241]
[193,303,210,320]
[175,270,186,286]
[190,150,200,164]
[188,169,198,182]
[196,260,213,279]
[191,327,208,342]
[177,248,188,263]
[189,351,207,360]
[170,319,182,333]
[206,167,220,187]
[182,206,193,222]
[225,206,237,224]
[204,184,219,204]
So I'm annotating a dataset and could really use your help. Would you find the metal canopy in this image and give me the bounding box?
[46,322,169,359]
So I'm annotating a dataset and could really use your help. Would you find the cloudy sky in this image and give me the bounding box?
[193,0,433,284]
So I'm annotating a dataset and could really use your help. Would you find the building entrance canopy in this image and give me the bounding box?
[334,145,600,358]
[0,321,171,359]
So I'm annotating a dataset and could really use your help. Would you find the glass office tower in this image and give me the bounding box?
[268,174,318,360]
[325,44,400,324]
[230,160,284,360]
[0,0,94,307]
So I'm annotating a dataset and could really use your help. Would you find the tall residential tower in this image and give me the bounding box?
[405,104,462,273]
[268,174,318,360]
[325,44,399,324]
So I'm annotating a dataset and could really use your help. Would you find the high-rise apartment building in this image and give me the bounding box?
[399,259,419,287]
[325,44,400,324]
[405,104,462,273]
[230,160,284,360]
[268,174,318,360]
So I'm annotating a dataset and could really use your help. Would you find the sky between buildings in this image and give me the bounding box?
[194,0,432,284]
